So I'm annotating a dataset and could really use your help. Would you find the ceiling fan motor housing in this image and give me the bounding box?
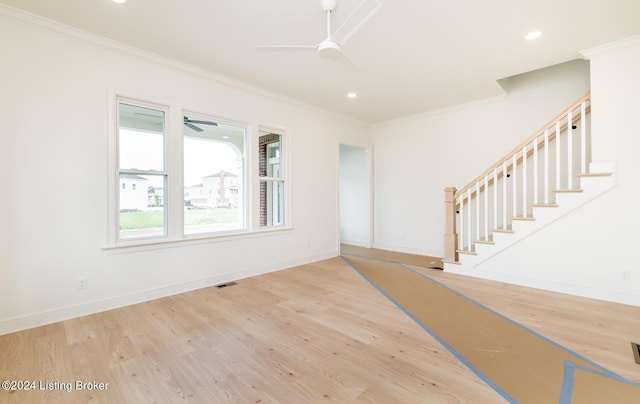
[318,39,342,58]
[321,0,337,12]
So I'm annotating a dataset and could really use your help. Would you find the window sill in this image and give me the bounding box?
[103,226,294,254]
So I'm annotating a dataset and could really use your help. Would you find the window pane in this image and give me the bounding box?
[260,180,284,227]
[259,132,282,178]
[119,174,166,239]
[184,118,245,235]
[259,131,285,228]
[118,103,165,171]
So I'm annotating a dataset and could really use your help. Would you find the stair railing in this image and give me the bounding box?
[444,91,591,263]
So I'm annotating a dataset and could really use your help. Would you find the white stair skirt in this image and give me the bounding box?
[445,163,615,271]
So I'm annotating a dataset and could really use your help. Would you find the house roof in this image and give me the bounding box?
[2,0,640,122]
[120,173,148,181]
[205,172,238,178]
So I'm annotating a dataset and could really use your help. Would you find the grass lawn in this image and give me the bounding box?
[120,208,238,230]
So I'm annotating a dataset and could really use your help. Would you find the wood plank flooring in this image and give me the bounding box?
[1,255,638,403]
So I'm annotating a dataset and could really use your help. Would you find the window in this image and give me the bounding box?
[111,96,288,246]
[259,130,285,227]
[117,101,167,240]
[183,115,246,235]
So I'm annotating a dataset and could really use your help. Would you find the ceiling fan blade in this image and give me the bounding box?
[257,45,317,50]
[331,0,381,45]
[184,122,203,132]
[186,119,218,126]
[335,51,362,73]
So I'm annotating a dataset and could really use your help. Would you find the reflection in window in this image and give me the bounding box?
[117,101,167,239]
[259,131,285,227]
[183,116,246,235]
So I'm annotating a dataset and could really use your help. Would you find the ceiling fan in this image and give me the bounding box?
[184,116,218,132]
[257,0,381,66]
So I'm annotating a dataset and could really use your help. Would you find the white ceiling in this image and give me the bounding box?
[2,0,640,123]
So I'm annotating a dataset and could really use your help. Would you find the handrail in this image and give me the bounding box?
[454,91,590,199]
[455,105,590,206]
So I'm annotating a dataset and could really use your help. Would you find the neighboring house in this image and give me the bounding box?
[184,171,239,208]
[147,186,164,208]
[185,183,207,208]
[202,170,239,208]
[119,174,148,212]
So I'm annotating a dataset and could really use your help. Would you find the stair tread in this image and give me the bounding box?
[553,189,583,193]
[578,172,613,177]
[533,203,558,208]
[457,249,478,256]
[493,228,514,233]
[512,216,535,221]
[443,260,461,265]
[475,240,495,245]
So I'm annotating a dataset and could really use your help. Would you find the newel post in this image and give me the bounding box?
[444,187,458,263]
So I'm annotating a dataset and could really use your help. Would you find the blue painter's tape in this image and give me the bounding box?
[341,255,637,403]
[558,360,640,404]
[397,262,627,381]
[559,360,576,404]
[341,256,517,403]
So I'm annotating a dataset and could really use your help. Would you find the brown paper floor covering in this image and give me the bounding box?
[341,248,640,403]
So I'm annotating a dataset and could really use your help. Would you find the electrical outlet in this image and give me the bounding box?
[77,277,88,290]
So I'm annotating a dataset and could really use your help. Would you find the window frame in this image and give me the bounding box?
[107,94,292,250]
[114,97,170,243]
[182,111,248,238]
[258,128,289,229]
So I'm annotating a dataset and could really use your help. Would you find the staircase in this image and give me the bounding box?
[443,91,616,272]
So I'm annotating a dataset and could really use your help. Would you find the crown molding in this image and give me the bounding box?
[581,34,640,59]
[373,91,507,128]
[0,3,369,126]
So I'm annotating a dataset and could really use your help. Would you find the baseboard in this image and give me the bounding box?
[0,251,337,336]
[340,238,370,248]
[445,267,640,307]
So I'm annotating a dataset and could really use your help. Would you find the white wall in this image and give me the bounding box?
[0,11,371,334]
[339,144,371,247]
[469,36,640,306]
[372,60,590,256]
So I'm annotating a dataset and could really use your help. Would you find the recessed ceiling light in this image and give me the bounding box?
[112,0,126,4]
[347,92,357,98]
[525,30,542,40]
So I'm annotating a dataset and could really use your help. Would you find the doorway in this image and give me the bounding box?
[339,144,372,248]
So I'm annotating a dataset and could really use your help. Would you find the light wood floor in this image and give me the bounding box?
[1,256,638,403]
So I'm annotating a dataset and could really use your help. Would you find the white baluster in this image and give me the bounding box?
[502,161,507,229]
[458,196,464,250]
[476,182,480,243]
[484,176,489,241]
[512,154,517,217]
[581,101,587,174]
[555,121,561,190]
[522,145,527,217]
[533,136,538,205]
[544,129,549,204]
[567,110,573,189]
[467,189,471,250]
[493,168,498,232]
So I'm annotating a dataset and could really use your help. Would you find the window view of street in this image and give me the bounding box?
[117,102,249,239]
[118,102,167,239]
[183,119,245,235]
